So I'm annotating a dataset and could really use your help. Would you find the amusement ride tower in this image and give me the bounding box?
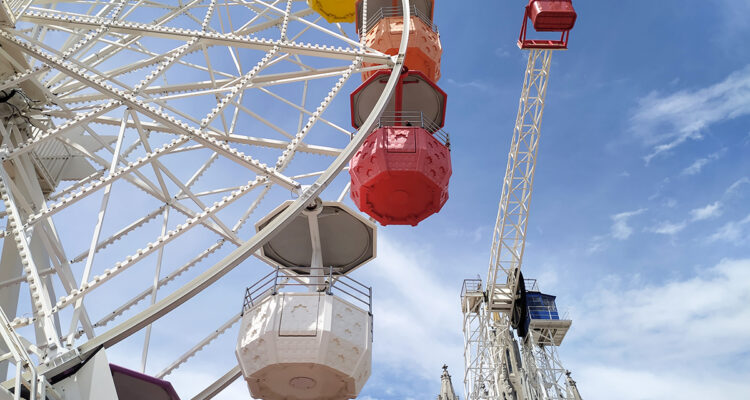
[461,1,583,399]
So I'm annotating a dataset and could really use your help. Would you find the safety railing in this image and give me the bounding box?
[524,278,539,292]
[242,266,372,315]
[461,278,483,298]
[461,279,483,313]
[377,111,450,149]
[360,5,438,35]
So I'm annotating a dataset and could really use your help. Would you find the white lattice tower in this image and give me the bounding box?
[463,47,581,399]
[462,283,493,399]
[463,48,552,400]
[463,282,521,400]
[486,49,552,312]
[522,337,572,400]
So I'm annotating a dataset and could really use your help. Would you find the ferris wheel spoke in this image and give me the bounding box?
[199,46,280,129]
[87,115,343,156]
[0,0,410,391]
[0,32,300,189]
[237,0,285,29]
[30,0,210,78]
[192,365,242,400]
[23,136,189,228]
[0,65,49,93]
[69,205,166,265]
[154,164,240,242]
[129,113,171,198]
[234,7,315,36]
[0,166,63,353]
[258,86,352,137]
[275,56,361,170]
[92,180,274,331]
[93,240,225,329]
[139,206,171,371]
[64,108,132,345]
[20,12,391,64]
[155,311,242,379]
[175,185,245,200]
[52,0,128,68]
[3,160,97,341]
[51,177,265,315]
[251,0,362,49]
[46,169,105,203]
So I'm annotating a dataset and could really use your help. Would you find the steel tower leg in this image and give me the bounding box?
[521,336,580,400]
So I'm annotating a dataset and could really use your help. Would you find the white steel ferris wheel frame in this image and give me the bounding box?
[0,0,411,398]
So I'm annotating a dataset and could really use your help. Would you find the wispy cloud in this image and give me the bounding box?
[647,220,687,235]
[588,209,647,253]
[446,226,485,243]
[355,235,463,381]
[569,258,750,399]
[574,364,749,400]
[630,65,750,163]
[681,148,726,175]
[718,0,750,34]
[726,177,749,195]
[611,209,646,239]
[708,214,750,244]
[445,78,495,94]
[690,201,723,221]
[494,47,510,58]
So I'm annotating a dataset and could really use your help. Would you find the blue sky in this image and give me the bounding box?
[34,1,750,399]
[347,1,750,399]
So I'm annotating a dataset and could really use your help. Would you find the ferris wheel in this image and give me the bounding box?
[0,0,414,398]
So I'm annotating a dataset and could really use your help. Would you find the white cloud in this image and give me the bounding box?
[680,148,726,175]
[646,220,686,235]
[568,258,750,399]
[726,177,749,194]
[718,0,750,33]
[446,226,484,243]
[355,235,464,381]
[574,365,749,400]
[630,65,750,162]
[588,209,647,253]
[494,47,510,58]
[610,209,646,239]
[446,78,495,94]
[585,234,607,254]
[689,201,723,221]
[708,214,750,243]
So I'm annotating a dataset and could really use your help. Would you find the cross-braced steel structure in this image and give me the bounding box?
[461,48,581,400]
[0,0,410,397]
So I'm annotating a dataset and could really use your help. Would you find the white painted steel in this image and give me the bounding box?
[0,0,409,397]
[236,292,372,399]
[462,49,582,400]
[51,350,118,400]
